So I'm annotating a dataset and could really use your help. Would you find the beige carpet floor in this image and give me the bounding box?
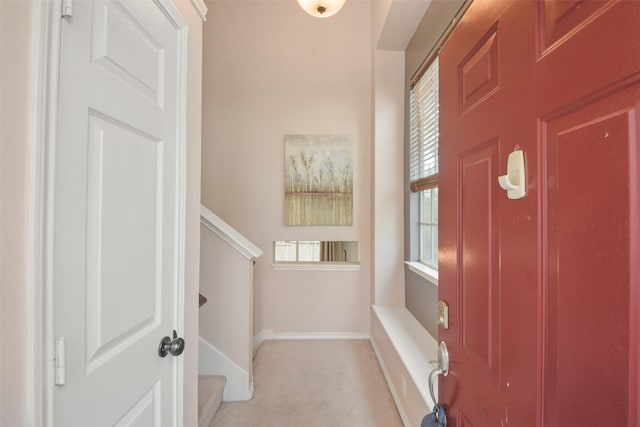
[210,339,403,427]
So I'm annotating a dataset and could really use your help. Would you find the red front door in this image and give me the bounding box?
[439,1,640,425]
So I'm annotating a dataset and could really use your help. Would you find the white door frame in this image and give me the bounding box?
[29,1,188,425]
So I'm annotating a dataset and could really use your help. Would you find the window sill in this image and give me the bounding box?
[273,262,361,271]
[405,261,438,287]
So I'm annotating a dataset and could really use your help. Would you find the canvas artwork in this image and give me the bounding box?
[284,135,353,226]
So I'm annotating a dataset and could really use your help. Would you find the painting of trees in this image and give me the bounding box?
[284,135,353,226]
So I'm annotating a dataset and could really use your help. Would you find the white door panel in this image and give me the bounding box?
[113,383,161,426]
[53,0,185,425]
[91,0,165,103]
[85,112,162,371]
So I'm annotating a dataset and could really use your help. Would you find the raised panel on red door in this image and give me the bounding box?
[543,87,638,427]
[460,141,500,385]
[458,141,501,424]
[535,1,640,426]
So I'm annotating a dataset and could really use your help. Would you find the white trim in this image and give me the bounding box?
[405,261,438,286]
[272,262,361,271]
[154,0,187,29]
[153,1,189,423]
[253,330,370,349]
[29,2,46,422]
[189,0,208,21]
[271,332,370,340]
[370,336,412,427]
[165,0,189,421]
[31,1,63,425]
[200,205,263,260]
[252,329,274,357]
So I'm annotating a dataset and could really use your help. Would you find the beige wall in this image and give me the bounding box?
[199,225,255,400]
[373,50,405,306]
[199,226,253,375]
[0,1,32,425]
[202,0,372,336]
[371,0,393,47]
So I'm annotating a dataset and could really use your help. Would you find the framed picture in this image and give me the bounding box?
[284,135,353,226]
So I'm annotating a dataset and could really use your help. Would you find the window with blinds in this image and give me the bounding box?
[409,57,439,269]
[409,57,439,193]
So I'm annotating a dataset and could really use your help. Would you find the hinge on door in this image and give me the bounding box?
[55,337,66,386]
[61,0,73,18]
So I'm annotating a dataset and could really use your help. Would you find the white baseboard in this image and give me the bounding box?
[198,337,252,401]
[370,336,412,427]
[253,330,370,356]
[271,332,370,340]
[252,329,274,357]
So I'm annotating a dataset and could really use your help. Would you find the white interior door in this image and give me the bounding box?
[53,0,186,425]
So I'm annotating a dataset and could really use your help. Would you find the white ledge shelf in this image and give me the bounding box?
[200,205,263,260]
[373,305,439,409]
[405,261,438,286]
[272,262,361,271]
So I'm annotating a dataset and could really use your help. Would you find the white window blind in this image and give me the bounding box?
[409,57,439,192]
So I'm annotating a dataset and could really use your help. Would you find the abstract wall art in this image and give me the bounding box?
[284,135,353,226]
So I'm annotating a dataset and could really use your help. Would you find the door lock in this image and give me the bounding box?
[437,300,449,330]
[158,330,185,357]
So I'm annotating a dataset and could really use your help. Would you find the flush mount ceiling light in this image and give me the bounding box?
[296,0,346,18]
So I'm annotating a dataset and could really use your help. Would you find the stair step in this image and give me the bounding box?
[198,375,226,427]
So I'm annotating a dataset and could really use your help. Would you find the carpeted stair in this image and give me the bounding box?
[198,375,226,427]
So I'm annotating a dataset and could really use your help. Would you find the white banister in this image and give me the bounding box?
[200,205,263,260]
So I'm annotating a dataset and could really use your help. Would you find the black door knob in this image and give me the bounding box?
[158,330,185,357]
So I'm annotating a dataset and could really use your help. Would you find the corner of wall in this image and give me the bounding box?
[199,337,253,401]
[373,49,406,307]
[252,329,274,358]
